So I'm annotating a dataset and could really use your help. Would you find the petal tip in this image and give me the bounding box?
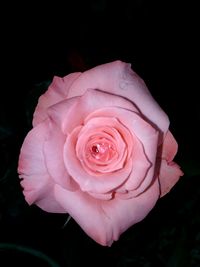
[159,160,183,198]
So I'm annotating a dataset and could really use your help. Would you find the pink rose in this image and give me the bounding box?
[18,61,183,246]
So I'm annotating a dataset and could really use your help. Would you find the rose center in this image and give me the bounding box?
[90,142,116,161]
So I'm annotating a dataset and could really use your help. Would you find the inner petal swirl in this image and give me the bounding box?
[76,121,130,175]
[89,139,117,161]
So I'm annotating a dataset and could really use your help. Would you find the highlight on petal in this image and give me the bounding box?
[54,178,160,246]
[67,60,169,135]
[33,73,81,126]
[18,120,66,213]
[159,159,184,197]
[77,88,139,121]
[46,88,138,135]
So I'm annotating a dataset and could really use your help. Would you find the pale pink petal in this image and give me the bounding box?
[88,191,113,201]
[43,120,78,191]
[18,121,49,176]
[161,130,178,162]
[74,89,139,129]
[159,159,184,197]
[114,137,151,196]
[20,175,49,204]
[46,96,80,134]
[33,73,81,126]
[54,178,160,246]
[18,120,65,213]
[54,185,114,246]
[21,177,65,213]
[67,61,169,136]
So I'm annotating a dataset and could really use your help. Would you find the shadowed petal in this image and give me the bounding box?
[161,131,178,162]
[159,159,184,197]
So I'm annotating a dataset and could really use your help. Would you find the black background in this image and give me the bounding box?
[0,1,199,266]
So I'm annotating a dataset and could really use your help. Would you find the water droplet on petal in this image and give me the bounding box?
[90,142,116,161]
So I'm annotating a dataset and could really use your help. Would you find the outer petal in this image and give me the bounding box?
[158,130,183,197]
[47,96,80,134]
[21,177,65,213]
[54,178,160,246]
[18,120,65,213]
[43,119,78,191]
[159,160,184,197]
[161,130,178,162]
[33,73,81,126]
[67,61,169,136]
[47,89,138,135]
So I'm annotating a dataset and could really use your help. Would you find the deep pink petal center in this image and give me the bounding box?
[88,138,117,162]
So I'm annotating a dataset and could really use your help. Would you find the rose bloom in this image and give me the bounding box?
[18,61,183,246]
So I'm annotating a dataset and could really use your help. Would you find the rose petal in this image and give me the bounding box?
[159,159,184,197]
[54,178,160,246]
[67,61,169,136]
[47,89,138,135]
[47,96,80,134]
[18,120,65,213]
[88,191,113,201]
[161,130,178,162]
[33,73,81,126]
[18,121,49,176]
[114,137,151,197]
[21,177,65,213]
[43,120,78,191]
